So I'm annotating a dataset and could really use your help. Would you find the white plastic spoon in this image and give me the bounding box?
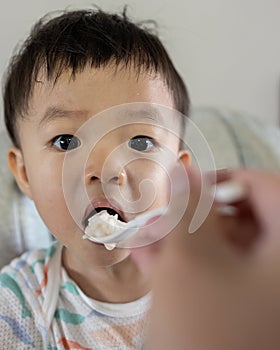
[83,207,167,249]
[83,181,247,250]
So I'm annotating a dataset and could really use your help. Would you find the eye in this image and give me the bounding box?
[52,134,81,151]
[128,135,155,152]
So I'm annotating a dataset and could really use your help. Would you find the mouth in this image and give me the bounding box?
[83,203,126,229]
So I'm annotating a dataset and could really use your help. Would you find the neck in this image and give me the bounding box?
[62,248,151,303]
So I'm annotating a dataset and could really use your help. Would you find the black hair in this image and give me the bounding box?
[3,7,190,147]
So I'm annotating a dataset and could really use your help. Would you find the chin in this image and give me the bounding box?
[87,245,131,267]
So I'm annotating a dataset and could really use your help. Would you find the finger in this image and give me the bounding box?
[205,167,232,185]
[229,169,280,239]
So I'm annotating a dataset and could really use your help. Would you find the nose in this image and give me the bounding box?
[84,143,127,186]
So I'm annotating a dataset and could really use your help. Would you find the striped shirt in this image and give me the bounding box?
[0,241,150,349]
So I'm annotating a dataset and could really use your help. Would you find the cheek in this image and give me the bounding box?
[128,161,170,205]
[26,160,77,233]
[28,162,62,201]
[33,187,79,242]
[153,168,170,204]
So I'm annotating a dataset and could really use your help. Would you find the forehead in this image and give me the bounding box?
[28,65,175,122]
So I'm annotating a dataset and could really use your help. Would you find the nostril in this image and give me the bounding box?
[118,170,126,185]
[105,172,126,185]
[89,170,126,184]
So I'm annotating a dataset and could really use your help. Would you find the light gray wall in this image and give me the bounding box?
[1,0,280,132]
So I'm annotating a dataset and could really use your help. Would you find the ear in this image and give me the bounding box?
[178,149,191,167]
[8,147,33,200]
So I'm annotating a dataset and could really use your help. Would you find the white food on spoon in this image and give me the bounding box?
[84,210,127,238]
[83,210,127,250]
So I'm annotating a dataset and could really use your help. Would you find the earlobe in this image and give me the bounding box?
[178,149,191,167]
[8,147,33,199]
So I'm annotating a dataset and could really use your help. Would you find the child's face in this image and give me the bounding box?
[9,65,189,267]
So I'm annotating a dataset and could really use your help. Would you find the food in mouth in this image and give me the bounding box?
[83,209,127,250]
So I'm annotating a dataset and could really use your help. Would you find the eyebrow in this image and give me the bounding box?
[39,105,178,131]
[125,106,181,133]
[39,106,89,127]
[123,107,165,124]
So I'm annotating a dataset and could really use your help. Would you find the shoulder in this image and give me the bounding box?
[0,242,61,347]
[1,241,59,281]
[0,241,61,303]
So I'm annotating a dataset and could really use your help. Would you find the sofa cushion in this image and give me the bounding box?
[187,107,280,171]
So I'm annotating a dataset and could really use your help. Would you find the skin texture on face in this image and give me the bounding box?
[8,65,190,301]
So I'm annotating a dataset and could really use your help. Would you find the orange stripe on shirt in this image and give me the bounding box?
[36,264,48,296]
[58,337,92,350]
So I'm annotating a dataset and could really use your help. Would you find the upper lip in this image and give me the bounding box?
[82,198,126,228]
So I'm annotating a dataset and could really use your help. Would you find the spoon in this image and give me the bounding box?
[83,181,247,249]
[83,207,167,249]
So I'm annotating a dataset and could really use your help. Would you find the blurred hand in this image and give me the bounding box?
[131,167,280,350]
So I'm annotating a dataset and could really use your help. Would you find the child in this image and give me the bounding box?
[1,8,190,349]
